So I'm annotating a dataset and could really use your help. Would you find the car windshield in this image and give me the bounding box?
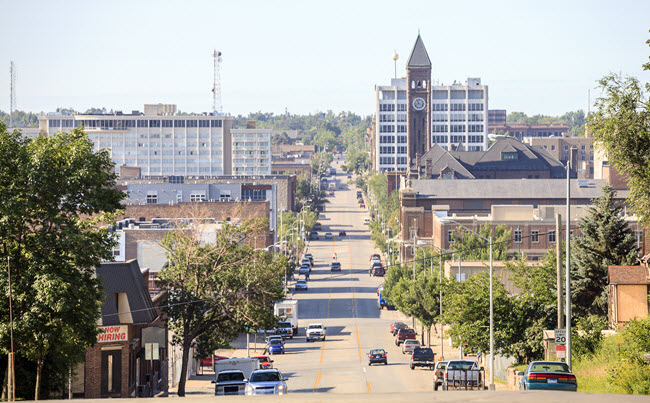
[309,325,323,329]
[370,349,385,355]
[530,362,570,373]
[250,372,282,382]
[332,262,340,266]
[405,340,420,345]
[217,372,245,382]
[400,329,415,334]
[269,340,283,345]
[447,361,478,370]
[256,357,269,363]
[414,348,432,355]
[297,280,307,285]
[278,321,291,328]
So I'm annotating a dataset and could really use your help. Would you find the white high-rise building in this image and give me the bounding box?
[38,104,271,177]
[373,35,489,172]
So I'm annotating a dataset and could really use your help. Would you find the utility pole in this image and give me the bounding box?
[556,213,563,329]
[565,162,572,369]
[439,249,444,361]
[8,257,15,401]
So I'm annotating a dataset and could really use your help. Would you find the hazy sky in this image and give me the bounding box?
[1,0,649,117]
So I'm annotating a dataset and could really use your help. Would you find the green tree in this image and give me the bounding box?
[0,124,125,399]
[589,38,650,225]
[442,272,512,353]
[157,218,286,396]
[608,316,650,394]
[571,185,637,318]
[451,223,511,261]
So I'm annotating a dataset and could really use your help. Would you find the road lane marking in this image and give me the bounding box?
[366,381,372,393]
[319,339,325,363]
[312,369,322,392]
[355,325,362,362]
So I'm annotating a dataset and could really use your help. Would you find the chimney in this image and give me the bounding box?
[570,147,578,176]
[425,159,433,178]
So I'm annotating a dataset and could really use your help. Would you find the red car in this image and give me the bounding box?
[252,355,274,369]
[390,322,407,333]
[200,354,229,367]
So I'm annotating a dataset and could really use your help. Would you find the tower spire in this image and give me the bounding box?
[407,33,431,67]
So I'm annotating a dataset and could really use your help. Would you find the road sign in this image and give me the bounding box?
[555,328,567,345]
[556,345,566,352]
[556,350,565,359]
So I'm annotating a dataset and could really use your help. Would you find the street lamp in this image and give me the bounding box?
[440,218,495,391]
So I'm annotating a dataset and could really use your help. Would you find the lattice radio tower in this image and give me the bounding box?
[10,61,16,127]
[212,50,222,114]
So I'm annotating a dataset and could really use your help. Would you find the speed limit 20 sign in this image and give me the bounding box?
[555,329,567,345]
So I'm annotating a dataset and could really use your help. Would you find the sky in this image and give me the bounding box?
[1,0,649,117]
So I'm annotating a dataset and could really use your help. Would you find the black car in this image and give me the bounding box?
[313,223,322,231]
[309,232,319,240]
[338,231,347,237]
[368,348,388,366]
[370,265,385,277]
[391,323,409,336]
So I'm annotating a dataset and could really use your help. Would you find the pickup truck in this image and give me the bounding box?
[433,361,447,390]
[395,328,416,346]
[277,321,293,339]
[441,359,485,391]
[306,323,326,342]
[410,347,436,370]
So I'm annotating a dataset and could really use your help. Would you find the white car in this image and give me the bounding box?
[402,339,421,354]
[306,323,326,342]
[245,369,288,395]
[363,218,370,225]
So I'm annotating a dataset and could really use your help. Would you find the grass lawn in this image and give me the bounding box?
[572,334,624,394]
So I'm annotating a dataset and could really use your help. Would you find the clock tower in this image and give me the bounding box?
[406,34,432,169]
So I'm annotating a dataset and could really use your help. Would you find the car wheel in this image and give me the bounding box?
[384,361,387,365]
[368,362,371,366]
[322,337,326,341]
[410,364,414,370]
[402,350,405,354]
[442,384,447,391]
[434,383,438,391]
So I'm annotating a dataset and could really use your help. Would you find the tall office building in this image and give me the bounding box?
[38,104,271,176]
[374,35,489,172]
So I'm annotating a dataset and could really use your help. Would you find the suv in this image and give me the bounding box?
[306,323,326,342]
[245,369,287,395]
[215,370,247,395]
[395,328,416,346]
[410,347,436,370]
[330,261,341,272]
[370,263,385,277]
[277,321,293,339]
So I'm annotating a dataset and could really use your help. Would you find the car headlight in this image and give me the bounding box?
[245,385,253,395]
[277,384,284,390]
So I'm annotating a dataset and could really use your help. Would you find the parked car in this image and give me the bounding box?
[252,355,273,369]
[266,335,283,344]
[324,232,333,239]
[370,253,381,261]
[433,361,448,390]
[267,339,285,355]
[389,321,406,333]
[295,279,308,291]
[370,263,385,277]
[391,322,409,336]
[402,339,421,355]
[304,253,313,265]
[309,232,319,240]
[519,361,577,391]
[245,369,288,395]
[410,347,436,370]
[328,191,335,196]
[367,348,388,366]
[360,203,365,208]
[301,258,312,268]
[200,354,230,368]
[299,265,310,276]
[377,284,384,295]
[330,261,342,272]
[313,223,322,231]
[338,230,347,237]
[395,328,416,345]
[363,218,370,224]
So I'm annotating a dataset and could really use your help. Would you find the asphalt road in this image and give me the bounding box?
[270,171,453,395]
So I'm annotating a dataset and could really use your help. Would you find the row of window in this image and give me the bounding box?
[379,156,408,165]
[379,135,407,144]
[49,119,223,130]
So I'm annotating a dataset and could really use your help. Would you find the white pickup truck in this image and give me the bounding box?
[441,359,485,391]
[213,358,259,395]
[306,323,326,342]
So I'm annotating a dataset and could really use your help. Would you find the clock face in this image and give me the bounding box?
[413,97,426,111]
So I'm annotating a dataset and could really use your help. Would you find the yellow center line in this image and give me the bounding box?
[319,340,325,363]
[366,382,372,393]
[312,369,322,392]
[355,325,362,362]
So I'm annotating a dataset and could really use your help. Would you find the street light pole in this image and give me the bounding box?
[488,235,494,391]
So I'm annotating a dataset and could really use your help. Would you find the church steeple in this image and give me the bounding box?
[407,34,431,68]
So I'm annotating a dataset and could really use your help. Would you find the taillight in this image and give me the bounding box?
[382,354,387,358]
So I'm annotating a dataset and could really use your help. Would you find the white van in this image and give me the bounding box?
[363,218,370,225]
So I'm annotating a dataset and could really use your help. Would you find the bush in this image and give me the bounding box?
[608,317,650,394]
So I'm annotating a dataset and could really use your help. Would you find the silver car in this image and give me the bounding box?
[295,279,308,291]
[245,369,288,395]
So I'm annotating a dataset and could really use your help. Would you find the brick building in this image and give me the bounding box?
[488,123,569,141]
[525,136,595,179]
[271,158,311,176]
[78,260,161,398]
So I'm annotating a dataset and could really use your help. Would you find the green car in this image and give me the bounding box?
[519,361,577,391]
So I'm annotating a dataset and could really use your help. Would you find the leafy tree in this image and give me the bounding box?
[442,272,512,353]
[157,218,286,396]
[571,185,637,318]
[589,37,650,225]
[0,124,125,399]
[608,316,650,394]
[450,223,511,261]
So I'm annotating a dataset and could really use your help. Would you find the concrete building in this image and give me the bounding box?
[525,136,594,178]
[373,35,489,173]
[38,104,271,177]
[489,122,569,141]
[271,158,312,176]
[271,144,315,159]
[488,109,506,126]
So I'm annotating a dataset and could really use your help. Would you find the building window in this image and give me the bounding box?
[636,231,643,247]
[514,230,522,243]
[448,230,454,243]
[242,189,266,201]
[176,192,182,203]
[146,194,158,204]
[549,230,556,243]
[531,230,539,243]
[190,193,206,202]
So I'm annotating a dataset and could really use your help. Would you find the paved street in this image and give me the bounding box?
[261,170,463,395]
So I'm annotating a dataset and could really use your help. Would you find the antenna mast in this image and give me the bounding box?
[10,61,16,127]
[212,50,222,114]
